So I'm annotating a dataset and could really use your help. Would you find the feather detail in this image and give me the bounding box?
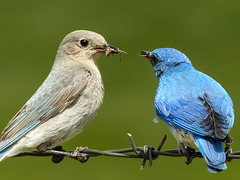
[0,68,91,152]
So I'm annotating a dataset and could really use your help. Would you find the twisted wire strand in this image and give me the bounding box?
[14,133,237,169]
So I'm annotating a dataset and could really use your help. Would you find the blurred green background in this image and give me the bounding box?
[0,0,240,179]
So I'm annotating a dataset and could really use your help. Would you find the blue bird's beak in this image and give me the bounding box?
[141,51,157,61]
[141,50,150,57]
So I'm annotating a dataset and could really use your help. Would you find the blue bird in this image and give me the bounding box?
[141,48,234,173]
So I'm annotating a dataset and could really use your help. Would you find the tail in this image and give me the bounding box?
[193,135,227,173]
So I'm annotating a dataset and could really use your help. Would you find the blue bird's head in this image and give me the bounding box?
[141,48,192,79]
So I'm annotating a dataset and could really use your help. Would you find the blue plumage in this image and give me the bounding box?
[142,48,234,173]
[194,135,227,173]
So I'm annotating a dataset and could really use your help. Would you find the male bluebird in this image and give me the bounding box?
[141,48,234,173]
[0,30,122,161]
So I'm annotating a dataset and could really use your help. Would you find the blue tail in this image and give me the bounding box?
[193,135,227,173]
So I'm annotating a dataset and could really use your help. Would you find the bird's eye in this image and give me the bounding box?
[80,39,89,47]
[151,54,157,60]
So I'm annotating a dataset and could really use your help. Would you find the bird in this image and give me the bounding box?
[141,48,234,173]
[0,30,123,161]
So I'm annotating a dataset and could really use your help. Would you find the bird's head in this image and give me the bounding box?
[141,48,192,78]
[57,30,124,64]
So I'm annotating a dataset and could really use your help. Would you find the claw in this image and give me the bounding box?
[185,146,195,165]
[225,144,232,162]
[51,146,65,163]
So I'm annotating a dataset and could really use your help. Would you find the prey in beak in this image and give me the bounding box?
[92,44,127,57]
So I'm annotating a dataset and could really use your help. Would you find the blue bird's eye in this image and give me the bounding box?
[150,54,158,66]
[151,54,157,61]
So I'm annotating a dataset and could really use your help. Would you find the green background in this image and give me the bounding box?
[0,0,240,179]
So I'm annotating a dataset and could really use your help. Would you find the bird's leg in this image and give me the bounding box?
[37,142,53,151]
[178,142,186,154]
[225,144,232,153]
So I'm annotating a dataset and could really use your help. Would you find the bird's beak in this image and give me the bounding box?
[140,51,156,60]
[140,51,151,58]
[92,44,127,57]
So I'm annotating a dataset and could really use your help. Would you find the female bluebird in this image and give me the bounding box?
[0,30,122,161]
[141,48,234,173]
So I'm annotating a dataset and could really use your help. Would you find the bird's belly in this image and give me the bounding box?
[168,125,196,147]
[14,83,104,151]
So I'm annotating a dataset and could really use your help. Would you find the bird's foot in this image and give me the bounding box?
[51,146,65,163]
[184,146,196,165]
[225,144,232,162]
[37,145,65,163]
[178,142,186,154]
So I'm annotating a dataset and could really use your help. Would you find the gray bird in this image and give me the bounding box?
[0,30,122,161]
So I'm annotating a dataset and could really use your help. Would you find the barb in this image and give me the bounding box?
[157,134,167,151]
[127,133,139,155]
[14,133,238,169]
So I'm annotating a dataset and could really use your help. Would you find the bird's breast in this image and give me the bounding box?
[70,70,104,123]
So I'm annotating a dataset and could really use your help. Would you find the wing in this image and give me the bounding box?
[155,92,234,140]
[0,69,91,151]
[155,70,234,140]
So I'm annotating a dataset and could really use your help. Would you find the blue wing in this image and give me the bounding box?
[0,68,90,152]
[155,69,234,140]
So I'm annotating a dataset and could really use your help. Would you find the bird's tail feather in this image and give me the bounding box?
[193,135,227,173]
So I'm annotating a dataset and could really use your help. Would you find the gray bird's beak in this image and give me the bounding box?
[92,44,127,57]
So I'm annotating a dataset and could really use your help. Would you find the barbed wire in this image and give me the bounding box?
[15,133,240,170]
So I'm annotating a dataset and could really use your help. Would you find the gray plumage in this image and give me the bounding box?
[0,30,120,161]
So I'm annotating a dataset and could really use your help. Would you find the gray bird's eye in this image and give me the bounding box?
[80,39,89,47]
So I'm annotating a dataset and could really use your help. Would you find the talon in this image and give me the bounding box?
[51,146,65,163]
[52,154,64,163]
[225,144,232,162]
[185,146,195,165]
